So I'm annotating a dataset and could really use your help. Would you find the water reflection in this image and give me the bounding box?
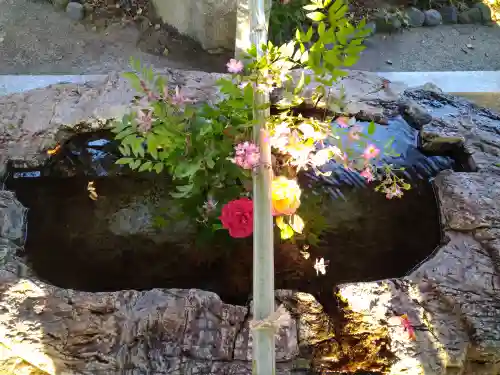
[308,116,455,198]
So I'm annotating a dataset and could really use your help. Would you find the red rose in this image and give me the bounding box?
[219,198,253,238]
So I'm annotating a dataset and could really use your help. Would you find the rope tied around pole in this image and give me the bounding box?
[249,304,291,334]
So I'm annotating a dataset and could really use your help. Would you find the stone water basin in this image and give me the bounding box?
[5,112,454,308]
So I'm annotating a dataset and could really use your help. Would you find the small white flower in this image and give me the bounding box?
[314,258,327,276]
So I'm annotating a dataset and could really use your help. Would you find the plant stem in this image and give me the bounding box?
[249,0,275,374]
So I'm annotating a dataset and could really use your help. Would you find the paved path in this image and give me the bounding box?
[0,0,500,74]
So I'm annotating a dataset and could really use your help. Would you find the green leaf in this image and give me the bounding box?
[177,183,194,192]
[276,216,287,230]
[212,223,224,231]
[115,128,135,140]
[123,72,143,93]
[155,75,166,94]
[367,121,376,135]
[129,159,142,170]
[129,137,145,158]
[116,157,134,165]
[280,41,295,59]
[295,28,302,42]
[292,48,302,62]
[343,55,359,67]
[303,4,320,10]
[280,225,295,240]
[174,160,202,179]
[119,144,131,156]
[206,157,215,169]
[243,84,254,105]
[318,22,326,37]
[294,71,306,95]
[138,161,153,172]
[129,56,142,72]
[290,214,305,234]
[307,11,325,21]
[305,26,314,42]
[307,233,320,246]
[170,184,194,198]
[216,78,242,97]
[154,162,164,173]
[300,50,309,64]
[146,134,159,159]
[144,66,155,83]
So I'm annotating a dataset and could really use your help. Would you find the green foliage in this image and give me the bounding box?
[269,0,310,45]
[112,57,256,233]
[112,0,405,243]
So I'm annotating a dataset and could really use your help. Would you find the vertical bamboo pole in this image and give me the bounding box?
[249,0,275,374]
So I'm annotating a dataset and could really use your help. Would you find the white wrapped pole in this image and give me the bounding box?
[248,0,275,374]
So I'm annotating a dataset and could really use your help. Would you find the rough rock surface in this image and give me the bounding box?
[458,8,483,24]
[439,6,458,24]
[0,69,499,374]
[424,9,443,26]
[405,7,425,27]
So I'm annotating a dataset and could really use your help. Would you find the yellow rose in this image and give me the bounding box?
[271,176,301,216]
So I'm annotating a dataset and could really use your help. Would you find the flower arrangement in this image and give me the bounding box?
[112,0,410,255]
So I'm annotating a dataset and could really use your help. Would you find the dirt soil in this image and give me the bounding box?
[0,0,231,74]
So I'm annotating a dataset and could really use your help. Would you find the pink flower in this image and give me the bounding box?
[136,109,154,133]
[171,86,193,106]
[348,125,362,140]
[385,185,403,199]
[335,116,350,128]
[226,59,244,74]
[362,144,380,159]
[232,142,260,170]
[360,168,374,182]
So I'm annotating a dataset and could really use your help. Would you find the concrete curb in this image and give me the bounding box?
[0,75,106,95]
[375,71,500,93]
[0,71,499,95]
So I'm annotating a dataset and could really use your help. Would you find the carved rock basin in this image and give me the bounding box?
[0,70,499,375]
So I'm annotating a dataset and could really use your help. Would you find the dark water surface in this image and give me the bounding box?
[5,114,453,305]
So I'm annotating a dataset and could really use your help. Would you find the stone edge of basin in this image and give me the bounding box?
[1,71,500,95]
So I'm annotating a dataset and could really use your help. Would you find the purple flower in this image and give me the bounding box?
[231,141,260,170]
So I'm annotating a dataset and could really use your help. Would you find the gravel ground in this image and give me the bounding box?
[353,24,500,72]
[0,0,500,74]
[0,0,229,74]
